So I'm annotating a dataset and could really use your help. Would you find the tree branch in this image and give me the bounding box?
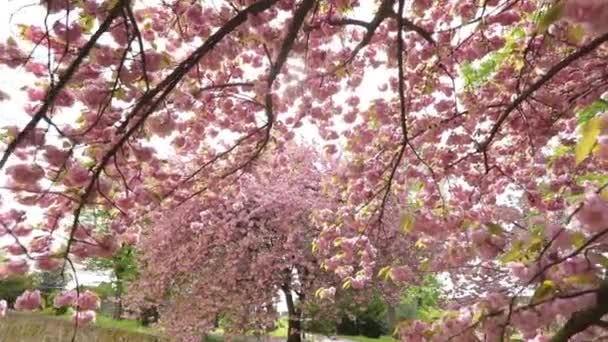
[260,0,315,153]
[322,0,394,75]
[551,280,608,342]
[63,0,280,262]
[0,0,126,171]
[481,31,608,153]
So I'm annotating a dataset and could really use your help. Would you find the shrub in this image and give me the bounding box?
[0,275,35,307]
[302,302,336,335]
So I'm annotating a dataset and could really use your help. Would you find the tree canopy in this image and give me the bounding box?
[0,0,607,341]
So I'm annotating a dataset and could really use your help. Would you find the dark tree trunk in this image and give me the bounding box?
[282,286,302,342]
[112,278,123,320]
[551,279,608,342]
[387,303,396,333]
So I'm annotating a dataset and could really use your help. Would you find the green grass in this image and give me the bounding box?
[338,335,395,342]
[39,308,160,335]
[269,317,288,338]
[22,310,394,342]
[0,311,165,342]
[203,332,225,342]
[94,314,160,335]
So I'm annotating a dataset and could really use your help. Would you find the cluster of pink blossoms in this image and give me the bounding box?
[8,289,99,326]
[54,290,100,325]
[14,290,42,311]
[1,0,608,340]
[563,0,608,34]
[596,113,608,160]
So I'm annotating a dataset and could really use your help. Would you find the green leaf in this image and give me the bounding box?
[567,24,586,44]
[575,173,608,185]
[472,309,484,323]
[78,13,96,34]
[571,232,586,249]
[311,241,319,253]
[400,212,415,233]
[415,239,427,250]
[419,258,431,271]
[115,87,127,101]
[575,116,602,165]
[377,266,392,280]
[532,280,556,302]
[500,241,524,263]
[597,254,608,268]
[564,273,595,285]
[529,236,544,253]
[576,99,608,124]
[486,222,505,235]
[537,1,565,33]
[601,188,608,201]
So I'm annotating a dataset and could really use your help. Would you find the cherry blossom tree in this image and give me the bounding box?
[130,145,336,342]
[0,0,607,341]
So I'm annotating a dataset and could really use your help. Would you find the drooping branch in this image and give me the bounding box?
[322,0,394,75]
[260,0,315,153]
[388,11,435,45]
[63,0,281,261]
[117,0,279,135]
[528,227,608,285]
[0,0,127,171]
[480,31,608,153]
[124,3,150,91]
[378,0,408,224]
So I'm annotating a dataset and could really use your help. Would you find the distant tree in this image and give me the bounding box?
[32,270,70,314]
[78,207,138,320]
[396,275,442,322]
[85,244,138,319]
[35,270,69,296]
[133,146,337,342]
[0,275,35,308]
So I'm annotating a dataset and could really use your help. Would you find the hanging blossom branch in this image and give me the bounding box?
[62,0,282,260]
[0,0,127,171]
[480,31,608,154]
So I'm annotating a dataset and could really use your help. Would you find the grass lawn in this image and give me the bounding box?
[29,310,394,342]
[94,314,160,335]
[338,335,395,342]
[39,308,160,335]
[269,317,288,338]
[268,316,395,342]
[0,311,164,342]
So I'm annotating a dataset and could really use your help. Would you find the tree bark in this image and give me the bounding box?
[551,280,608,342]
[113,277,123,320]
[282,286,302,342]
[387,303,396,333]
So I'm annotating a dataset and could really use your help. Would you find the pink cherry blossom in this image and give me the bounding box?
[54,290,77,308]
[576,193,608,232]
[14,290,41,311]
[6,164,44,185]
[76,291,100,311]
[65,163,90,187]
[6,259,28,276]
[36,255,60,271]
[73,310,96,325]
[6,244,25,256]
[0,300,6,318]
